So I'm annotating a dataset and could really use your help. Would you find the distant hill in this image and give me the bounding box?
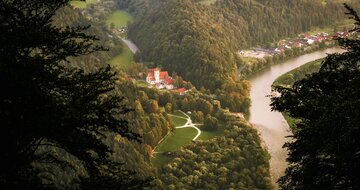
[128,0,359,91]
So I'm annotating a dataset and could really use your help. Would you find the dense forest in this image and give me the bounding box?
[157,117,272,189]
[273,59,323,87]
[271,6,360,188]
[128,0,359,112]
[53,6,124,72]
[2,0,358,189]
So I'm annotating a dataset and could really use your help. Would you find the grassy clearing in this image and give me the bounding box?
[156,127,197,152]
[106,10,134,28]
[173,110,188,118]
[135,81,148,88]
[70,0,97,9]
[198,130,223,141]
[108,45,134,70]
[172,116,187,127]
[308,26,334,35]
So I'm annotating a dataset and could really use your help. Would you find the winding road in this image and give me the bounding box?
[122,39,139,54]
[169,110,202,141]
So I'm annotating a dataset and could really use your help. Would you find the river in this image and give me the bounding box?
[248,47,343,188]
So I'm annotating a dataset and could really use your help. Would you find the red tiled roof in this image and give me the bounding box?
[159,71,168,79]
[175,88,186,93]
[165,78,174,85]
[147,72,154,80]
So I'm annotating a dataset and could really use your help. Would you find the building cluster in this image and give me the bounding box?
[240,29,354,59]
[146,68,175,90]
[145,68,189,95]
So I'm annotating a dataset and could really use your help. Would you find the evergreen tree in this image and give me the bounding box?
[271,4,360,190]
[0,0,148,188]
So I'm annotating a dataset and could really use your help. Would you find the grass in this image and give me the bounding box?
[151,127,196,167]
[156,127,197,152]
[171,115,187,127]
[151,111,193,167]
[198,130,223,141]
[108,44,134,70]
[135,81,148,88]
[106,10,134,28]
[70,0,97,9]
[308,26,334,35]
[173,110,188,118]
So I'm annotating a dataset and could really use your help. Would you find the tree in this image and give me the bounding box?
[0,0,149,188]
[203,115,218,131]
[271,4,360,190]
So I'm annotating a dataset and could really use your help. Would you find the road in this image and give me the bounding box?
[122,39,139,54]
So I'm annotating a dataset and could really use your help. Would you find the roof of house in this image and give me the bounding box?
[147,68,171,82]
[159,71,169,79]
[165,77,174,85]
[174,88,186,93]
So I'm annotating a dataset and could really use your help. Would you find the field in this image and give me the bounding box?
[152,111,225,167]
[70,0,97,9]
[156,127,197,152]
[152,126,197,167]
[106,10,134,28]
[108,45,134,70]
[198,128,224,141]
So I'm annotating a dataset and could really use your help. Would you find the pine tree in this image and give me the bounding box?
[0,0,148,188]
[271,4,360,190]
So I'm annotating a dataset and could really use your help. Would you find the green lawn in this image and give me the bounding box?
[173,110,188,118]
[198,129,223,141]
[106,10,134,28]
[156,127,197,152]
[308,26,334,35]
[135,81,148,88]
[108,44,134,70]
[70,0,97,9]
[151,112,195,167]
[171,116,187,127]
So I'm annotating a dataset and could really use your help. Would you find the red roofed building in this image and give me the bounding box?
[146,68,174,89]
[173,87,186,95]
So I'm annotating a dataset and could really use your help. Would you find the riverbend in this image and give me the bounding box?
[248,47,343,188]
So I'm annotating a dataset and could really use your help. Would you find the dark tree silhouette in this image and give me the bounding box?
[0,0,148,188]
[271,4,360,190]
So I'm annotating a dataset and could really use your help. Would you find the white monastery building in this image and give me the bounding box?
[146,68,174,89]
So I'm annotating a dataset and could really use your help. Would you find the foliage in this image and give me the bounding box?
[127,0,359,112]
[271,4,360,189]
[106,10,134,28]
[0,0,149,188]
[157,117,272,190]
[273,59,323,87]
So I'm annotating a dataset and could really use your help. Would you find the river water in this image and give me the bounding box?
[248,47,343,188]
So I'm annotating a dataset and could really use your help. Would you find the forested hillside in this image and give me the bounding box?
[53,6,125,72]
[128,0,359,93]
